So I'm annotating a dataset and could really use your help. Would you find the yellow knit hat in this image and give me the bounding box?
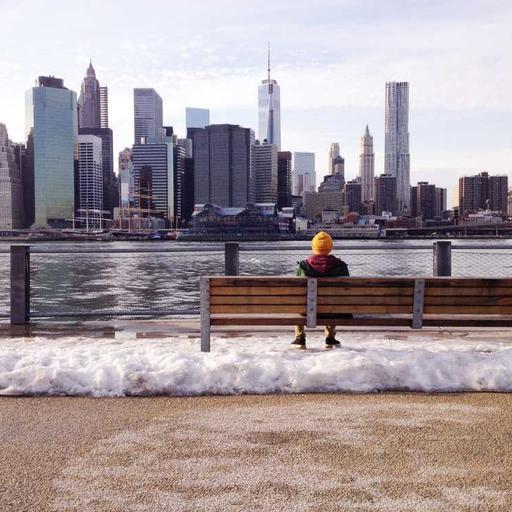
[311,231,333,255]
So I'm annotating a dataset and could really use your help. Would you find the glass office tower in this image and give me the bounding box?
[25,76,78,228]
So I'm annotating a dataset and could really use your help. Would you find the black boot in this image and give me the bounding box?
[325,337,341,348]
[291,336,306,349]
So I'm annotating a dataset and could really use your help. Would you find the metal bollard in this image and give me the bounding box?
[433,241,451,276]
[10,245,30,324]
[224,242,239,276]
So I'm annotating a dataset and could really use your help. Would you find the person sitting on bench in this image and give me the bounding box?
[292,231,350,349]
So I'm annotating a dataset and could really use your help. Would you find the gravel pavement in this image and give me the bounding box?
[1,393,512,512]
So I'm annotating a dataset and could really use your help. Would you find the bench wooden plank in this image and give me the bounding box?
[424,296,512,306]
[317,305,412,314]
[318,296,414,305]
[211,296,307,305]
[424,305,512,314]
[210,277,306,287]
[211,287,307,296]
[425,288,512,297]
[318,287,414,296]
[211,305,307,314]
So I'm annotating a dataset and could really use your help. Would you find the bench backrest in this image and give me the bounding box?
[205,276,512,317]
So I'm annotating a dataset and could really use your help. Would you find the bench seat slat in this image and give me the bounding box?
[211,305,307,314]
[424,305,512,314]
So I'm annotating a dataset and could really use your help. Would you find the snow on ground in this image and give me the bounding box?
[0,333,511,396]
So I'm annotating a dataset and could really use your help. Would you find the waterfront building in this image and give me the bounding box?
[293,152,315,195]
[459,171,509,216]
[191,124,255,208]
[258,45,281,149]
[134,88,163,144]
[79,127,116,212]
[25,76,78,228]
[359,125,375,203]
[77,134,103,227]
[384,82,410,212]
[277,151,292,210]
[99,86,109,128]
[345,180,362,213]
[132,127,187,226]
[435,188,447,217]
[78,61,101,129]
[0,123,23,229]
[190,203,282,236]
[375,173,397,215]
[185,107,210,130]
[118,148,134,209]
[410,182,435,219]
[253,140,278,203]
[132,139,172,221]
[508,189,512,216]
[303,190,344,221]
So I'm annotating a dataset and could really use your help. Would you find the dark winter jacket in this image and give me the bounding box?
[296,255,350,278]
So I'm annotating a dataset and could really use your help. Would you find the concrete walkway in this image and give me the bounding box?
[1,393,512,512]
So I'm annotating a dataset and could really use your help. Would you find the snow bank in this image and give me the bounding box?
[0,334,511,396]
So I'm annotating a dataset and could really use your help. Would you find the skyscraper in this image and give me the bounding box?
[410,181,436,219]
[191,124,255,207]
[26,76,78,228]
[345,180,362,213]
[459,172,508,216]
[359,125,375,203]
[0,123,23,229]
[384,82,410,212]
[118,148,134,209]
[258,44,281,149]
[77,134,103,227]
[78,62,116,212]
[99,86,109,128]
[277,151,292,210]
[293,152,315,195]
[186,107,210,130]
[78,61,101,129]
[375,173,397,215]
[79,127,115,212]
[134,88,163,144]
[329,143,340,175]
[253,140,278,203]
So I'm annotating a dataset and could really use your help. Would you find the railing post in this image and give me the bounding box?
[224,242,239,276]
[10,245,30,325]
[433,241,452,276]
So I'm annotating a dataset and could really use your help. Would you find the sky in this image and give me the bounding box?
[1,0,511,206]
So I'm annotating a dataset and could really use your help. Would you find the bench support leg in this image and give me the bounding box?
[306,278,317,328]
[200,277,211,352]
[412,279,425,329]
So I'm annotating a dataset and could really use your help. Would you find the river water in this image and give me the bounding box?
[1,240,511,318]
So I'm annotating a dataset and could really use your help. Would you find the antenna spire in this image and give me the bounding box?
[267,41,271,82]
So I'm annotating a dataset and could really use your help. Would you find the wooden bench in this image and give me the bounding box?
[199,276,512,352]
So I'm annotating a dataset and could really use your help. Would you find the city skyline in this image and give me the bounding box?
[1,0,511,207]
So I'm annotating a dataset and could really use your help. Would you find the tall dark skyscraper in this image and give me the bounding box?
[277,151,292,209]
[375,173,397,215]
[78,62,117,213]
[459,172,508,216]
[78,61,101,129]
[134,88,163,144]
[191,124,255,208]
